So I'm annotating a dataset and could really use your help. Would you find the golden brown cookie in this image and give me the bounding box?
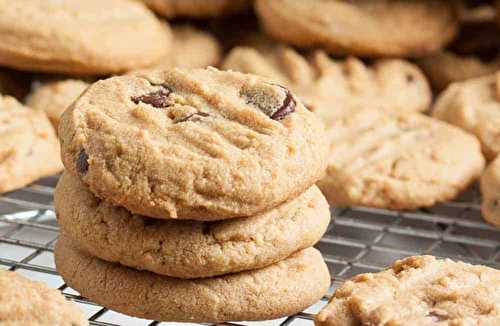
[254,0,458,58]
[0,0,171,75]
[481,155,500,227]
[59,68,328,220]
[140,0,250,18]
[433,73,500,160]
[317,107,485,210]
[26,79,90,130]
[222,46,432,115]
[0,95,62,193]
[316,255,500,326]
[55,238,331,323]
[55,172,331,278]
[0,270,88,326]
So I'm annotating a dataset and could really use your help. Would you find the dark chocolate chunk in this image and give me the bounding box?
[76,149,89,174]
[131,86,172,108]
[270,88,296,121]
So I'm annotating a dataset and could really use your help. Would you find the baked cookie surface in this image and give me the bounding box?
[59,68,327,220]
[0,95,62,193]
[433,73,500,160]
[26,79,90,130]
[0,270,88,326]
[55,238,330,323]
[141,0,249,18]
[254,0,458,57]
[55,173,331,278]
[0,0,170,75]
[315,255,500,326]
[481,156,500,227]
[222,46,431,115]
[317,108,485,210]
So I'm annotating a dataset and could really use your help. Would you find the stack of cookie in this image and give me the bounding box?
[54,67,332,323]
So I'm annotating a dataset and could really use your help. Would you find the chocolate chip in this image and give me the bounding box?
[175,112,210,123]
[428,311,449,322]
[271,88,296,121]
[406,74,415,83]
[76,149,89,174]
[131,86,172,108]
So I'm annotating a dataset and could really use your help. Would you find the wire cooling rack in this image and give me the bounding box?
[0,175,499,326]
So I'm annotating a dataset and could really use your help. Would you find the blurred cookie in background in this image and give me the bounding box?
[433,73,500,160]
[481,155,500,227]
[141,0,250,18]
[222,46,432,118]
[26,79,90,131]
[0,0,171,75]
[254,0,458,58]
[0,95,62,193]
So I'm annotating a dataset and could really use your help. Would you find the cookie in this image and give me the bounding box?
[56,172,331,278]
[0,0,171,75]
[419,21,500,90]
[26,79,90,130]
[254,0,458,58]
[153,25,221,69]
[140,0,250,18]
[433,73,500,160]
[0,270,88,326]
[315,255,500,326]
[55,238,330,323]
[59,68,327,220]
[316,107,485,210]
[0,95,62,193]
[222,46,432,115]
[481,156,500,227]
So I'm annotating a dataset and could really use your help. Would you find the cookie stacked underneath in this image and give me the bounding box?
[54,67,331,322]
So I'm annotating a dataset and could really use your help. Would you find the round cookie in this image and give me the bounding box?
[0,270,88,326]
[26,79,90,130]
[317,108,485,210]
[0,0,171,75]
[59,68,328,220]
[254,0,458,58]
[55,172,331,278]
[55,238,331,323]
[154,25,221,69]
[316,255,500,326]
[0,95,62,193]
[433,73,500,160]
[140,0,250,18]
[222,46,432,115]
[481,156,500,227]
[419,21,500,90]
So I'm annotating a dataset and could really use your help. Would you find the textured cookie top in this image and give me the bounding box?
[481,155,500,226]
[59,68,327,220]
[0,95,62,193]
[27,79,90,130]
[255,0,458,57]
[141,0,250,18]
[56,239,330,323]
[56,172,330,278]
[222,46,431,116]
[316,255,500,326]
[0,0,170,75]
[317,108,485,209]
[433,73,500,160]
[0,270,88,326]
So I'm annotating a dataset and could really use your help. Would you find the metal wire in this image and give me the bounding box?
[0,175,499,326]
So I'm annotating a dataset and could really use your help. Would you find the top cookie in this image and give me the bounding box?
[316,255,500,326]
[433,73,500,160]
[59,67,328,220]
[222,46,431,115]
[0,270,88,326]
[0,0,170,75]
[255,0,458,58]
[141,0,250,18]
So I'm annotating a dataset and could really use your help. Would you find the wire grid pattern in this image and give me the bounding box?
[0,174,499,326]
